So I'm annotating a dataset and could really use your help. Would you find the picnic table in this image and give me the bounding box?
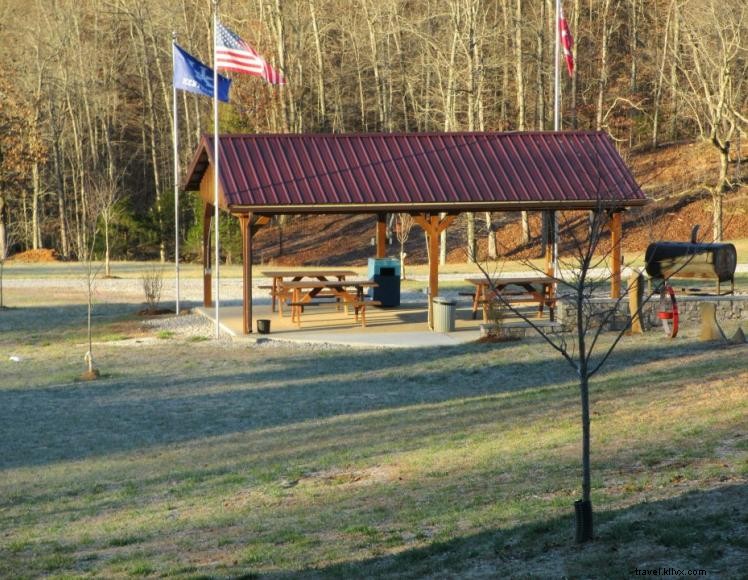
[464,276,556,322]
[280,279,379,327]
[260,269,357,314]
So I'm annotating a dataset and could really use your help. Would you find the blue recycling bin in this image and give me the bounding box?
[367,258,401,307]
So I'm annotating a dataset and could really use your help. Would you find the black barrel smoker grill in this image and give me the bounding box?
[645,226,737,295]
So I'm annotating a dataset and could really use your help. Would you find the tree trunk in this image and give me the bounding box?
[466,213,476,263]
[712,144,730,241]
[309,0,327,129]
[576,369,594,543]
[514,0,525,131]
[0,194,7,260]
[580,371,591,504]
[140,45,165,263]
[352,40,367,129]
[31,162,41,250]
[364,3,385,130]
[735,131,741,185]
[629,0,639,94]
[521,211,530,244]
[444,29,459,132]
[717,141,730,194]
[652,0,674,148]
[628,0,639,147]
[595,0,612,131]
[104,216,111,277]
[146,83,165,263]
[500,0,510,128]
[53,135,69,258]
[669,2,680,141]
[514,0,529,243]
[536,1,546,130]
[576,284,593,542]
[571,0,580,128]
[712,193,723,242]
[486,212,497,260]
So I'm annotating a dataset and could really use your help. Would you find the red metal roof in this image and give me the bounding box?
[183,131,646,212]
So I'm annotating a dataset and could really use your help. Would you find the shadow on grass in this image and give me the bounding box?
[266,484,747,579]
[0,301,143,338]
[0,322,741,471]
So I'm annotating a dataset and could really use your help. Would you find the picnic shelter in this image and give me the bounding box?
[182,131,647,334]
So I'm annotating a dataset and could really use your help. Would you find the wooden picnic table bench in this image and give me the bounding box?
[464,276,556,323]
[279,279,379,328]
[260,269,357,316]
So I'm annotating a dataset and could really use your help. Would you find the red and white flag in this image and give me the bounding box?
[559,4,574,77]
[215,21,285,85]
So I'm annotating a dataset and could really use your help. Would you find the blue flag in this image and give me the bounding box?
[173,43,231,103]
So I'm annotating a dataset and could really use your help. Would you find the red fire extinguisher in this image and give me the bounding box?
[657,283,679,338]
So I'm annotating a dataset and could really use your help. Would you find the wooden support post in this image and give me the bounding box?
[414,213,457,328]
[376,213,387,258]
[610,211,622,299]
[237,214,269,335]
[203,203,213,307]
[628,272,644,334]
[544,211,553,277]
[699,302,725,342]
[543,210,558,302]
[239,214,253,334]
[428,215,440,327]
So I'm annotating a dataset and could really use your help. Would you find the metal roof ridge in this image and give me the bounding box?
[201,130,609,139]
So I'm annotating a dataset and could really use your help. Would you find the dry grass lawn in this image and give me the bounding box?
[0,270,746,579]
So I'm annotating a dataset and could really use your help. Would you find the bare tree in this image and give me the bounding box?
[2,0,746,269]
[675,0,748,240]
[595,0,619,131]
[80,180,105,381]
[0,222,19,310]
[512,0,531,245]
[477,201,681,543]
[88,173,123,278]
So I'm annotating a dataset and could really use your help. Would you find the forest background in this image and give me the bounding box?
[0,0,746,266]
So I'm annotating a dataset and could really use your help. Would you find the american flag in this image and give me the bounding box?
[559,4,574,77]
[215,21,285,85]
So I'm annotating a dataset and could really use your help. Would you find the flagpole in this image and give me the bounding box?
[554,0,561,133]
[552,0,562,283]
[172,33,181,316]
[212,0,221,338]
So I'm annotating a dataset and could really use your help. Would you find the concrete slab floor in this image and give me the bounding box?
[195,301,558,349]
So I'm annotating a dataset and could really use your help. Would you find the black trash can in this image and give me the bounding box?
[257,319,271,334]
[367,258,401,307]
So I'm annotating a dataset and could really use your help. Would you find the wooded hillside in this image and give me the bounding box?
[0,0,746,263]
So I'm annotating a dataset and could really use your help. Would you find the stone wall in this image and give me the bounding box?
[556,294,748,332]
